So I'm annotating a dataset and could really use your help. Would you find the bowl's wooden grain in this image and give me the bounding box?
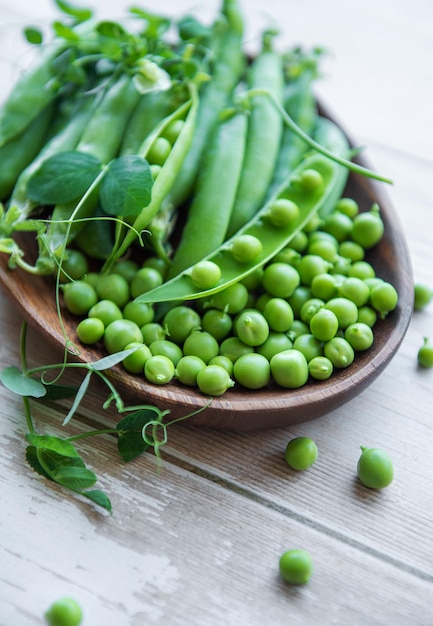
[0,113,413,431]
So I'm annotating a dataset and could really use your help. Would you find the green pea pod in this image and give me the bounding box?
[167,108,248,277]
[225,44,284,237]
[8,90,102,219]
[102,83,200,270]
[312,116,351,217]
[0,22,94,148]
[165,0,245,208]
[267,67,318,198]
[44,73,141,257]
[136,151,345,305]
[120,88,177,157]
[0,104,54,200]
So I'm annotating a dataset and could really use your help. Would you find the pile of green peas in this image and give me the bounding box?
[61,195,399,397]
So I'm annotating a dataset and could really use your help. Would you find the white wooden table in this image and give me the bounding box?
[1,1,432,624]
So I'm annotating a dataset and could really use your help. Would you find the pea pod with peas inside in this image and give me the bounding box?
[225,34,284,237]
[136,148,351,305]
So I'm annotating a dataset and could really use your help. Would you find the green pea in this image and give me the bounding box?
[76,317,105,344]
[190,260,221,289]
[369,281,398,318]
[261,262,300,298]
[219,336,254,363]
[235,309,269,347]
[357,305,377,328]
[207,282,249,314]
[256,332,293,361]
[417,337,433,368]
[285,436,318,470]
[230,234,263,263]
[163,305,201,344]
[324,336,355,368]
[293,334,324,361]
[175,355,206,386]
[414,283,433,311]
[307,238,338,263]
[113,258,139,283]
[233,353,270,389]
[183,330,219,363]
[270,349,309,388]
[297,167,323,192]
[95,273,130,308]
[263,298,294,332]
[162,118,184,144]
[339,240,365,262]
[290,230,309,253]
[350,204,384,249]
[144,354,175,385]
[147,136,171,166]
[338,276,370,307]
[279,549,313,585]
[44,597,83,626]
[297,254,331,285]
[344,322,374,351]
[310,273,339,301]
[325,297,358,329]
[357,446,394,489]
[88,300,123,327]
[196,364,234,396]
[287,320,310,341]
[59,249,88,283]
[310,308,339,342]
[209,355,234,375]
[104,319,143,354]
[300,298,325,325]
[149,339,183,366]
[321,210,353,242]
[140,322,165,345]
[348,260,376,280]
[202,308,233,341]
[130,267,163,298]
[288,286,313,318]
[123,301,155,327]
[308,355,333,380]
[267,198,300,227]
[62,281,98,316]
[335,197,359,218]
[122,342,152,374]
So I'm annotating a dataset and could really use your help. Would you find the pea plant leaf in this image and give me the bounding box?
[82,490,112,513]
[27,151,102,204]
[100,155,153,217]
[39,383,79,401]
[24,27,44,45]
[51,465,98,491]
[90,345,142,371]
[53,0,93,22]
[116,408,162,462]
[26,446,51,479]
[26,433,82,458]
[0,366,46,398]
[62,369,92,426]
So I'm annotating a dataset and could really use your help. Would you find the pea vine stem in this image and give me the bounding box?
[241,88,393,185]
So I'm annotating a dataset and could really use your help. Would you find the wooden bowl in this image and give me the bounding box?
[0,112,413,431]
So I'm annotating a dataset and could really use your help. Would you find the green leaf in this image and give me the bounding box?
[26,433,81,458]
[26,446,52,480]
[51,465,97,490]
[118,431,150,462]
[0,366,46,398]
[90,345,142,371]
[0,238,21,255]
[117,408,161,432]
[62,370,91,426]
[100,155,153,217]
[24,27,43,45]
[53,0,93,22]
[27,151,102,205]
[52,21,81,41]
[82,490,112,513]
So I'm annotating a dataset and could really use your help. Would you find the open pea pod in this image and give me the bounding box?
[137,150,346,305]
